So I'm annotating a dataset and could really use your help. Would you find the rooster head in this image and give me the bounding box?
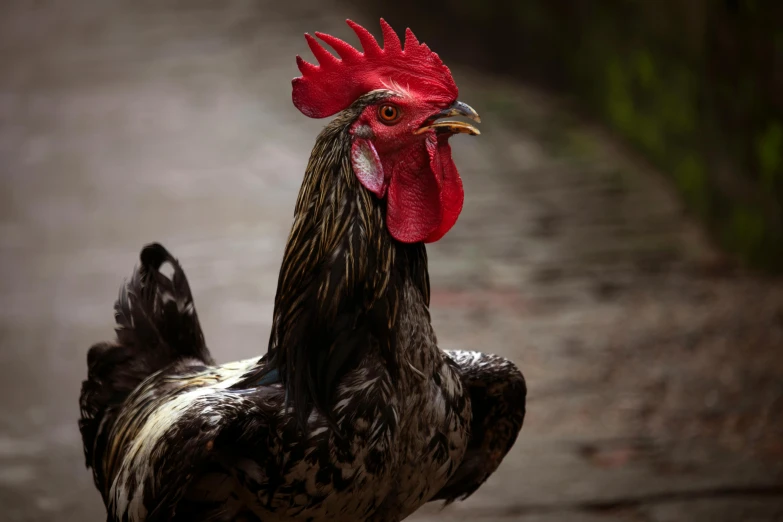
[292,19,480,244]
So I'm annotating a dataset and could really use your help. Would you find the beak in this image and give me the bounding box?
[415,101,481,136]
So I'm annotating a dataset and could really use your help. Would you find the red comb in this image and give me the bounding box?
[292,19,458,119]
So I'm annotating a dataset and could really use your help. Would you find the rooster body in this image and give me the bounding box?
[79,20,525,522]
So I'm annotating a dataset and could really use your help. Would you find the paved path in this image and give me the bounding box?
[1,1,782,521]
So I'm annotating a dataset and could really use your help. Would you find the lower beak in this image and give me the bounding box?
[415,101,481,136]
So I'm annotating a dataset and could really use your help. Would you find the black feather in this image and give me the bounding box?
[78,91,526,522]
[429,352,527,504]
[233,91,412,432]
[79,242,213,498]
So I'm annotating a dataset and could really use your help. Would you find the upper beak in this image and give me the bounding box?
[415,101,481,136]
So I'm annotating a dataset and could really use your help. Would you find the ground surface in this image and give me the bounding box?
[1,1,782,521]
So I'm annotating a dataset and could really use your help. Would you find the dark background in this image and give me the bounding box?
[0,1,781,521]
[356,0,783,271]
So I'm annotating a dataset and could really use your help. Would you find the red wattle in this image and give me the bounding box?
[384,134,464,244]
[424,136,463,243]
[385,142,441,243]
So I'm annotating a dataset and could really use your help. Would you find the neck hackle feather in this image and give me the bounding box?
[239,97,430,430]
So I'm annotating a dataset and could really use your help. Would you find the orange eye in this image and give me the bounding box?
[378,104,400,124]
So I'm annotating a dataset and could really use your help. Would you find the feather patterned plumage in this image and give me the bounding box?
[79,21,525,522]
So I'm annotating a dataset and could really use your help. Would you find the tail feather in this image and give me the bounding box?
[79,243,213,492]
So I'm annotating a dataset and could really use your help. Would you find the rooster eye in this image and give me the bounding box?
[378,104,401,124]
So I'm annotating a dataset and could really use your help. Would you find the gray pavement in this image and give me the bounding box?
[1,1,782,521]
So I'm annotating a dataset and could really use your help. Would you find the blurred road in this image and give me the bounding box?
[1,1,782,521]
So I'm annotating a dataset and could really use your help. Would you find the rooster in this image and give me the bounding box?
[79,19,526,522]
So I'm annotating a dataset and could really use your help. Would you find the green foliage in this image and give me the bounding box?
[757,122,782,189]
[580,8,779,271]
[634,50,657,89]
[724,204,767,261]
[603,48,697,162]
[675,154,708,216]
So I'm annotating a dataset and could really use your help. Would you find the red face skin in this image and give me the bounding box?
[349,95,464,244]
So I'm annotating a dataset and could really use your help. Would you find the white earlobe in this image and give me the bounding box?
[351,138,387,198]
